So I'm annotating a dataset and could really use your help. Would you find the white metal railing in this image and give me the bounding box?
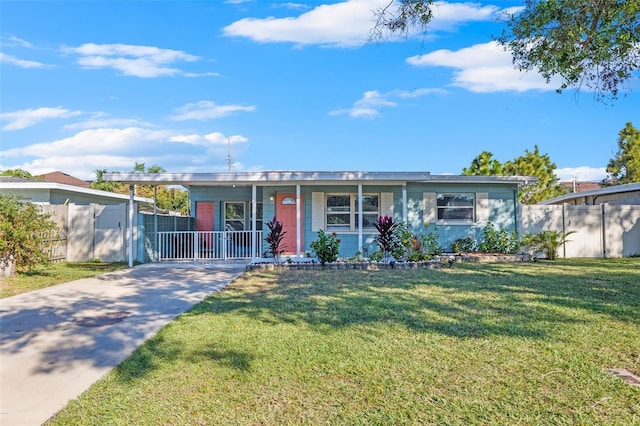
[158,231,262,261]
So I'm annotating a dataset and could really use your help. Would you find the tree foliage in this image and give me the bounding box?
[462,151,504,176]
[462,146,566,204]
[606,122,640,184]
[91,163,188,214]
[371,0,639,101]
[504,145,566,204]
[0,169,42,179]
[0,194,58,274]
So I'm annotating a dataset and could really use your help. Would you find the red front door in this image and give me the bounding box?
[276,194,303,255]
[196,202,214,231]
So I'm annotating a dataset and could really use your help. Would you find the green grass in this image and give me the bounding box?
[49,259,639,425]
[0,261,129,298]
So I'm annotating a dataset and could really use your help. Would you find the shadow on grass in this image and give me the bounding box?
[190,260,639,337]
[112,259,638,384]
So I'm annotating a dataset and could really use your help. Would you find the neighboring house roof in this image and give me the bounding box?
[0,181,153,204]
[539,182,640,205]
[560,181,603,193]
[39,171,90,188]
[103,171,536,186]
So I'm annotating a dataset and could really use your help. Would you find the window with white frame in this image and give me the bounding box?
[436,193,475,222]
[225,202,245,231]
[326,194,379,231]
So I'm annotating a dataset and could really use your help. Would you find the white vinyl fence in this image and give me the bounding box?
[519,204,640,258]
[42,203,134,262]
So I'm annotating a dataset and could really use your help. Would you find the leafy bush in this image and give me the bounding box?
[479,223,520,254]
[451,235,477,254]
[264,217,286,261]
[0,195,58,274]
[397,223,444,261]
[522,230,576,260]
[374,215,399,260]
[310,230,341,264]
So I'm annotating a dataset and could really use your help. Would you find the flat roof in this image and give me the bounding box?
[103,171,536,186]
[0,181,153,203]
[539,182,640,204]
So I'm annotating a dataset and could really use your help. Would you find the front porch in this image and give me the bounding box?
[158,230,263,261]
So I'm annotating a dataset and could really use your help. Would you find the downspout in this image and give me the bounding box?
[128,185,134,268]
[296,184,301,257]
[513,189,519,237]
[358,184,363,253]
[402,184,407,224]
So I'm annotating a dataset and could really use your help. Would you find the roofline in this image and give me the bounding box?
[539,182,640,205]
[0,182,154,203]
[103,171,535,186]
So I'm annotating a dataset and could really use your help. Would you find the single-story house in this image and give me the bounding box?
[104,171,535,264]
[540,182,640,206]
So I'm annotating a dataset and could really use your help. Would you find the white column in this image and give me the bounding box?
[251,185,257,259]
[402,184,408,223]
[296,184,301,256]
[128,185,134,268]
[358,184,363,253]
[153,186,158,262]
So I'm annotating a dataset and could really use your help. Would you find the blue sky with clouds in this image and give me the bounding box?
[1,0,638,182]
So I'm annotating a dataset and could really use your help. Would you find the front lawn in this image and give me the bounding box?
[49,259,639,425]
[0,261,129,298]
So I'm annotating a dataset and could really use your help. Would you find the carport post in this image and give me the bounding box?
[128,185,134,268]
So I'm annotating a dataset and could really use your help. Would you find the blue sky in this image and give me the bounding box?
[1,0,638,182]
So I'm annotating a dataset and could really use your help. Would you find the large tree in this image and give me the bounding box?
[372,0,640,100]
[503,146,566,204]
[462,151,504,176]
[606,122,640,184]
[461,146,566,204]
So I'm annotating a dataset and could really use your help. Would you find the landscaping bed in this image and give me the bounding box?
[246,253,531,271]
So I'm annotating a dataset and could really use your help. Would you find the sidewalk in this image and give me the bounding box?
[0,263,246,426]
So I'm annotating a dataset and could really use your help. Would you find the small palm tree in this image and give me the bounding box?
[522,230,576,260]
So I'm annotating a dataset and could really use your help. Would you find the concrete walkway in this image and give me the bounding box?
[0,263,246,426]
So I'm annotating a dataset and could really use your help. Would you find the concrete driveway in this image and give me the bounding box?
[0,262,246,426]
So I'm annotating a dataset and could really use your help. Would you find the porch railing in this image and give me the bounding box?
[158,231,262,261]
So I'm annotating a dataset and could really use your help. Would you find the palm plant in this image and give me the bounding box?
[522,230,576,260]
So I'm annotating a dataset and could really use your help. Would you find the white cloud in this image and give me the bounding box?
[1,127,252,179]
[65,43,214,78]
[0,52,49,69]
[62,115,152,131]
[170,101,256,121]
[223,1,506,47]
[169,132,249,146]
[2,127,174,158]
[555,166,607,182]
[0,107,81,131]
[330,87,444,118]
[407,41,558,92]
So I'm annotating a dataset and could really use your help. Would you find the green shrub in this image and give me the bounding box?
[479,223,520,254]
[310,230,341,264]
[0,195,58,274]
[451,235,477,254]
